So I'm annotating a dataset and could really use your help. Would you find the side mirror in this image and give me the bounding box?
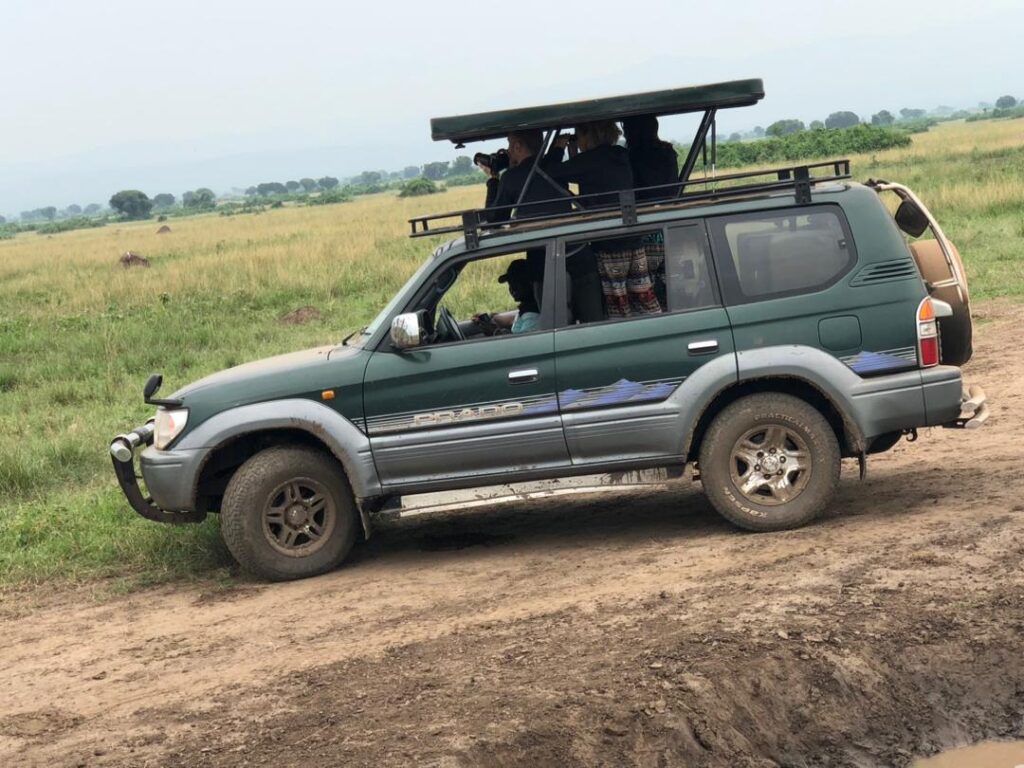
[390,312,422,350]
[895,199,930,238]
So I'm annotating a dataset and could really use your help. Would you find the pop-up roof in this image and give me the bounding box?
[430,78,764,144]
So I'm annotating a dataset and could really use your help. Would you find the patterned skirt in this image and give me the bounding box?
[596,245,663,318]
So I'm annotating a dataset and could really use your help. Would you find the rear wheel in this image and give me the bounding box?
[220,445,357,581]
[698,393,840,532]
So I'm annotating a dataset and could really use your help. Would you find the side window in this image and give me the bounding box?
[562,226,718,325]
[664,224,718,312]
[412,247,548,345]
[711,206,855,302]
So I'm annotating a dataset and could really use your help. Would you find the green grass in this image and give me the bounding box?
[0,118,1022,590]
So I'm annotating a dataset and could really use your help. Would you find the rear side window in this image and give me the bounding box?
[710,206,855,303]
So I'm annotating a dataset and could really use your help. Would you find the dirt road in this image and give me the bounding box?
[2,303,1023,768]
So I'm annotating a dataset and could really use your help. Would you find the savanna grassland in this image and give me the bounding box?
[0,117,1022,591]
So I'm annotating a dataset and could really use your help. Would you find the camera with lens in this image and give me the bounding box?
[474,148,510,174]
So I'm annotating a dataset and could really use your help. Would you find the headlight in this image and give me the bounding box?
[154,408,189,450]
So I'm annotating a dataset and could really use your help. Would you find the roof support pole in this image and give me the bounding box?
[677,108,717,196]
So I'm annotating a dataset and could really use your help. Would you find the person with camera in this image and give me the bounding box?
[477,130,570,224]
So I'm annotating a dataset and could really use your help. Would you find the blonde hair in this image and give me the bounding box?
[576,120,621,152]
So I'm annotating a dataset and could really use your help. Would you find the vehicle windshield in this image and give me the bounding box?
[346,251,438,346]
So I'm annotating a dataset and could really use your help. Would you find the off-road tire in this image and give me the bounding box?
[698,393,840,532]
[220,445,357,581]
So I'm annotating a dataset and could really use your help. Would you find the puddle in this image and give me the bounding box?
[914,740,1024,768]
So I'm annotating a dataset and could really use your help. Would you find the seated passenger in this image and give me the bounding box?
[622,115,679,202]
[473,259,541,335]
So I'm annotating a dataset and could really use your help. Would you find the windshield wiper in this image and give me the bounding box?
[342,326,368,346]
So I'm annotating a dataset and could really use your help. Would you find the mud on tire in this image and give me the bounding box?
[220,445,357,581]
[698,393,840,532]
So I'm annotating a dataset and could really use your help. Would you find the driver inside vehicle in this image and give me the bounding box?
[472,259,541,335]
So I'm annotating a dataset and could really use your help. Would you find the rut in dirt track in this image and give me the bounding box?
[1,302,1022,768]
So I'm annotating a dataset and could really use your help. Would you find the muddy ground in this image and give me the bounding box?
[2,302,1023,768]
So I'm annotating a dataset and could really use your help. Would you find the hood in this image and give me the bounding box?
[171,344,362,404]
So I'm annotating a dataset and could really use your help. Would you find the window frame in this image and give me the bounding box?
[553,220,723,332]
[375,239,556,353]
[707,203,858,306]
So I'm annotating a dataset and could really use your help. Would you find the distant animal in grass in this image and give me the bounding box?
[156,225,171,234]
[119,251,150,268]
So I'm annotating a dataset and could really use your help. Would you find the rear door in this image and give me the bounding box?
[554,223,736,464]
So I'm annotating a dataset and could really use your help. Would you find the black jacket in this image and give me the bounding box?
[483,152,571,223]
[546,144,634,208]
[629,141,678,201]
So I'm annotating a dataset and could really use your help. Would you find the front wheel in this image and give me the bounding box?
[698,393,840,532]
[220,445,357,581]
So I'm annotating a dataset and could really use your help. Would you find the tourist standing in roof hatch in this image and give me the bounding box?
[623,115,679,308]
[548,121,661,318]
[622,115,678,202]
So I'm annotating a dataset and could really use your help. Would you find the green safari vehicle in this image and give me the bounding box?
[111,79,988,580]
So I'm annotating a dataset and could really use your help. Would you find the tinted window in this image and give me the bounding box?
[713,207,854,301]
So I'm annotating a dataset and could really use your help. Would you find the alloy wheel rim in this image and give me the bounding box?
[262,477,336,557]
[728,424,812,506]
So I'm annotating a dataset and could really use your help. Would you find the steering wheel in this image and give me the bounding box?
[437,305,465,342]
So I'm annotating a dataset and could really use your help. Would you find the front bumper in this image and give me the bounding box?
[110,423,206,524]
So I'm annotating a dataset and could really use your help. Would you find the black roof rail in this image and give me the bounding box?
[408,159,851,244]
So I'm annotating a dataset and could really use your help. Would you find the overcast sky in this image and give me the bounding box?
[1,0,1021,214]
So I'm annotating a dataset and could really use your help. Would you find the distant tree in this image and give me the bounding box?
[0,215,6,224]
[255,182,288,196]
[995,95,1018,109]
[752,126,765,138]
[422,161,450,180]
[285,180,301,192]
[40,206,57,221]
[871,110,895,126]
[450,156,474,176]
[900,108,926,120]
[84,203,102,215]
[402,165,420,179]
[244,186,258,196]
[182,188,216,208]
[65,204,82,216]
[358,170,382,186]
[318,176,339,190]
[765,119,805,137]
[809,120,825,130]
[727,132,742,143]
[300,177,318,192]
[152,193,176,209]
[109,190,153,220]
[825,111,860,129]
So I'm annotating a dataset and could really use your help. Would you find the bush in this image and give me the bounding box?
[399,177,439,197]
[35,217,107,235]
[444,174,486,187]
[305,189,351,207]
[709,124,911,168]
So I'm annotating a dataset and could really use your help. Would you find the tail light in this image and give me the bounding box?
[917,297,939,367]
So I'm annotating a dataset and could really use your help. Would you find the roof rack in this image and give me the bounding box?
[408,159,851,248]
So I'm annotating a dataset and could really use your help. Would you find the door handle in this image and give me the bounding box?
[508,368,539,384]
[688,340,719,355]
